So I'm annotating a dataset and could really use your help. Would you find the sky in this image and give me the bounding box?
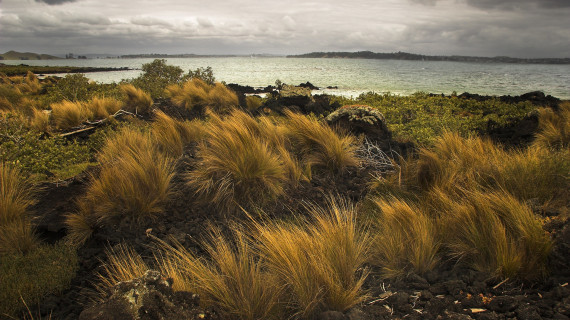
[1,0,569,58]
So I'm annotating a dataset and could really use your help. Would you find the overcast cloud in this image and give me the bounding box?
[1,0,569,57]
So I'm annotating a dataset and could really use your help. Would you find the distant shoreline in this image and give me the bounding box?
[287,51,570,64]
[0,64,131,76]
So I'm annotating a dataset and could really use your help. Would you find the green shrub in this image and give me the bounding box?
[334,92,536,145]
[129,59,186,98]
[0,242,78,317]
[1,113,92,180]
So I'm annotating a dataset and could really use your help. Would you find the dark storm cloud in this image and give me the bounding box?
[35,0,78,5]
[411,0,570,9]
[465,0,570,10]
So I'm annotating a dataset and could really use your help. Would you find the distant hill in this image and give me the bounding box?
[0,50,62,60]
[287,51,570,64]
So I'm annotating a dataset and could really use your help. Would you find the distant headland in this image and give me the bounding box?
[0,50,62,60]
[287,51,570,64]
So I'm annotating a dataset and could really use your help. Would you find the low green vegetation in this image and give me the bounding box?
[0,242,78,317]
[334,92,536,145]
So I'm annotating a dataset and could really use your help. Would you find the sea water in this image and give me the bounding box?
[4,57,569,99]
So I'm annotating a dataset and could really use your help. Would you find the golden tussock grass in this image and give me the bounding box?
[95,244,149,296]
[89,146,174,224]
[158,228,283,320]
[18,72,42,94]
[30,108,50,132]
[533,102,570,150]
[415,131,500,192]
[186,110,286,211]
[97,127,152,164]
[120,84,153,114]
[369,197,440,278]
[207,83,239,113]
[285,110,359,174]
[0,96,14,112]
[1,163,35,225]
[50,100,87,130]
[0,219,38,255]
[438,189,551,279]
[391,131,570,204]
[0,163,37,254]
[151,110,204,158]
[65,129,174,240]
[165,78,238,114]
[253,198,369,317]
[245,95,263,111]
[64,200,99,247]
[85,96,123,120]
[493,146,570,202]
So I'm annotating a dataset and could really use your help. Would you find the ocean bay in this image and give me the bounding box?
[3,57,569,99]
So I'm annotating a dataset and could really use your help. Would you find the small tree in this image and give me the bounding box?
[130,59,185,98]
[187,66,215,85]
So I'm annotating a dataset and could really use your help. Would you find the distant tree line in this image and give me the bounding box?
[287,51,570,64]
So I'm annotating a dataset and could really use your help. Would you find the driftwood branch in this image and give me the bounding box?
[59,109,140,138]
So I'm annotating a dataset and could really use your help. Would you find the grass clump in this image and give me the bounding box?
[120,84,153,114]
[89,128,173,223]
[95,244,150,297]
[440,190,552,279]
[0,162,37,255]
[151,110,204,158]
[159,228,283,320]
[165,78,238,114]
[50,100,86,130]
[533,102,570,150]
[253,198,369,318]
[186,110,287,211]
[285,110,359,175]
[390,131,569,204]
[30,109,50,133]
[369,197,440,278]
[66,128,174,245]
[85,96,123,120]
